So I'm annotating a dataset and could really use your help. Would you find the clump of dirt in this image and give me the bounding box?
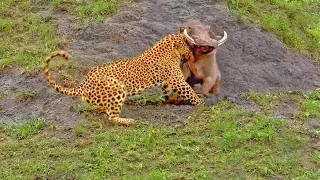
[307,119,320,151]
[0,0,319,129]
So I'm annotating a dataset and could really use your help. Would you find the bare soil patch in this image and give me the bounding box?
[1,0,319,129]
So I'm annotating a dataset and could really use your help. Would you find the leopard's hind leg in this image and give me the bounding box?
[83,76,134,126]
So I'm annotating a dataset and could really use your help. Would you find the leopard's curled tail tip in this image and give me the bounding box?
[52,50,69,60]
[44,51,69,82]
[44,51,81,97]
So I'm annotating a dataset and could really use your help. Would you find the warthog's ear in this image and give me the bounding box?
[179,27,185,33]
[209,26,219,39]
[209,27,228,45]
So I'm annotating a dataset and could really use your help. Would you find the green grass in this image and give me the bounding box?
[71,103,98,114]
[47,0,120,22]
[244,91,281,113]
[17,88,36,98]
[0,92,319,179]
[0,0,59,71]
[226,0,320,62]
[75,0,119,22]
[243,90,320,120]
[0,0,121,71]
[299,91,320,120]
[129,91,166,106]
[15,88,37,102]
[1,118,46,140]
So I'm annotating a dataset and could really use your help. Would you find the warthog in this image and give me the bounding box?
[180,20,227,96]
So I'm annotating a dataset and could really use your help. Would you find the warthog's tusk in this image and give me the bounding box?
[218,31,227,46]
[183,29,196,45]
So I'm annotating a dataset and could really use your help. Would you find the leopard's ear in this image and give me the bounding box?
[171,41,181,58]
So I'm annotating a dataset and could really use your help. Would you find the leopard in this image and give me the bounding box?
[44,29,203,126]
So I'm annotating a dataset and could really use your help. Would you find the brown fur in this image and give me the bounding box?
[181,20,224,96]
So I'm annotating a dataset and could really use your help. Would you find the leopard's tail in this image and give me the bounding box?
[44,51,83,97]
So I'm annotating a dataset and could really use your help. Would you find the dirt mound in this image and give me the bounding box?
[66,0,320,95]
[1,0,319,128]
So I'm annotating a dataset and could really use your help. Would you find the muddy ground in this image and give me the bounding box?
[0,0,320,129]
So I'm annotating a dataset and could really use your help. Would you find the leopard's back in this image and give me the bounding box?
[81,34,190,95]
